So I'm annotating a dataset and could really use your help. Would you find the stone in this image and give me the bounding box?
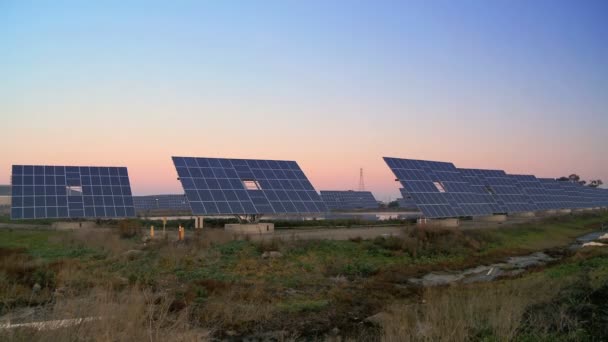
[32,283,41,294]
[261,251,283,259]
[583,242,606,247]
[364,311,391,326]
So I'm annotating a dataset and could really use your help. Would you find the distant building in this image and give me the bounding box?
[0,185,11,206]
[133,194,191,214]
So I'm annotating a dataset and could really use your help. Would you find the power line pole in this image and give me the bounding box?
[358,168,365,191]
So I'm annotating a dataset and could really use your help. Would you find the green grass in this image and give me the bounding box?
[475,213,607,254]
[0,229,100,260]
[1,212,608,339]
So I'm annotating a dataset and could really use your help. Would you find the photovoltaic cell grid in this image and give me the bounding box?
[172,157,326,215]
[507,175,557,210]
[133,195,191,212]
[538,178,575,209]
[320,191,378,210]
[398,188,419,209]
[11,165,135,219]
[459,169,537,213]
[383,157,496,218]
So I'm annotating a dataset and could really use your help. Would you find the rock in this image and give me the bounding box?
[32,283,41,293]
[583,242,606,247]
[141,236,151,243]
[53,287,67,298]
[364,311,391,326]
[225,330,238,337]
[598,233,608,240]
[330,327,340,335]
[261,251,283,259]
[123,249,144,260]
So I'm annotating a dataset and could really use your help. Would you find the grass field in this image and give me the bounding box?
[1,212,607,340]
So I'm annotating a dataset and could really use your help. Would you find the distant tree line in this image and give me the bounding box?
[557,174,603,188]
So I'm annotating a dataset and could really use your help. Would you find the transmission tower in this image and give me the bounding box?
[358,168,365,191]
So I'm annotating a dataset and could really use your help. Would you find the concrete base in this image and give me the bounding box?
[225,223,275,235]
[195,216,204,229]
[474,214,507,222]
[52,221,96,230]
[417,218,460,228]
[511,211,536,218]
[558,209,572,215]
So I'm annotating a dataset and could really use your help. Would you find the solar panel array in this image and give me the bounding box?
[384,157,608,219]
[133,194,191,212]
[11,165,135,219]
[459,168,537,213]
[383,157,496,218]
[320,191,378,210]
[172,157,326,215]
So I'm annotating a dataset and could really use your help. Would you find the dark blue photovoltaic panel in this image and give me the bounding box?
[397,189,419,209]
[538,178,574,209]
[11,165,135,220]
[459,168,537,213]
[383,157,496,218]
[172,157,326,215]
[133,194,191,212]
[320,191,378,210]
[507,175,560,210]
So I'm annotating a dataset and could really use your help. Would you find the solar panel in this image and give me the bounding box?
[10,165,135,219]
[320,191,378,210]
[459,168,538,213]
[538,178,574,210]
[172,157,326,215]
[133,194,191,212]
[383,157,496,218]
[553,181,608,209]
[398,188,418,210]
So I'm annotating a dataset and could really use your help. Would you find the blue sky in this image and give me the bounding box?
[1,0,606,199]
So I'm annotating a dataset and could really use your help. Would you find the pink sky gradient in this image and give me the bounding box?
[2,1,606,200]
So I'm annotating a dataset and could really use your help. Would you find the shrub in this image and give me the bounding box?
[118,219,141,238]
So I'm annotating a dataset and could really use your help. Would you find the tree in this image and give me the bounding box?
[558,174,586,185]
[588,180,603,188]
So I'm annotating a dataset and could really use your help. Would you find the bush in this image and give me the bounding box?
[118,219,142,238]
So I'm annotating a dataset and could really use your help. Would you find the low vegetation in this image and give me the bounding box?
[0,212,606,340]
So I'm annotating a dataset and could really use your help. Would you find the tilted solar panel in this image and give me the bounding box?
[172,157,326,215]
[320,191,378,210]
[383,157,496,218]
[538,178,574,210]
[459,168,538,213]
[507,175,556,210]
[11,165,135,219]
[133,194,191,212]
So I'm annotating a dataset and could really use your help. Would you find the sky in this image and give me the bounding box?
[1,0,606,201]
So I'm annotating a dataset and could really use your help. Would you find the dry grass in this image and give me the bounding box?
[381,273,578,342]
[1,286,207,341]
